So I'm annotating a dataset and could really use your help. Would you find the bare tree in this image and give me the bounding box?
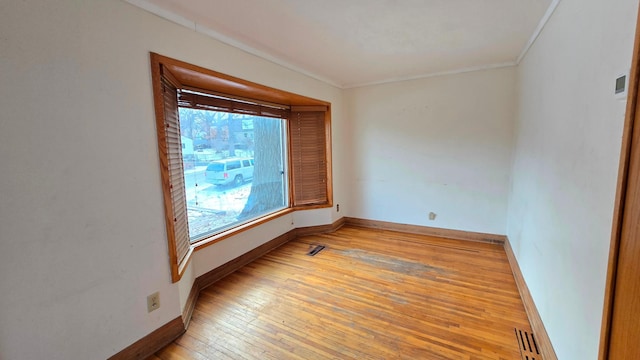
[238,117,284,219]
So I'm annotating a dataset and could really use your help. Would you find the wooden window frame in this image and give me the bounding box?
[150,53,332,282]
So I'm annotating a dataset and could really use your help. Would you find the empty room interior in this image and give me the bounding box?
[2,0,640,359]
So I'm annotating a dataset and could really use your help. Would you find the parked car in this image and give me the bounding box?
[205,158,254,186]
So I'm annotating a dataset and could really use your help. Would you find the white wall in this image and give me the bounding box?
[507,0,638,358]
[345,67,516,235]
[0,1,344,359]
[3,0,637,358]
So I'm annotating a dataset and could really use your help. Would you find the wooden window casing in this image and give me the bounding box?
[150,53,332,282]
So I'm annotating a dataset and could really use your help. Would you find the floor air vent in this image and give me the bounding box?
[307,245,326,256]
[515,328,540,360]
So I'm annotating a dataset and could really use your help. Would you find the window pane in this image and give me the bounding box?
[226,161,241,170]
[179,108,288,241]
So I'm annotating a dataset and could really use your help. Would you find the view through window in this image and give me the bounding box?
[179,107,288,241]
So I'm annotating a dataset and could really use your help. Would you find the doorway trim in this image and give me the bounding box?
[598,7,640,360]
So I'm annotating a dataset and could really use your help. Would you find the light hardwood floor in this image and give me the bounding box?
[150,226,532,359]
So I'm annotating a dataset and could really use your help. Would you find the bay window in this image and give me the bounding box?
[150,53,332,281]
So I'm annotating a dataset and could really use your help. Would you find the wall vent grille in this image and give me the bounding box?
[307,245,326,256]
[515,328,541,360]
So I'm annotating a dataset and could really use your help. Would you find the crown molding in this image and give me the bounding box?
[517,0,562,64]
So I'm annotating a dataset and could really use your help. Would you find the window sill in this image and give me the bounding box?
[190,202,333,252]
[191,207,294,251]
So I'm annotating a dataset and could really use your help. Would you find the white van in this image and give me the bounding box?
[204,158,254,186]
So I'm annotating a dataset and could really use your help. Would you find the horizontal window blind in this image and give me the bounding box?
[161,72,192,280]
[179,91,289,119]
[290,107,329,206]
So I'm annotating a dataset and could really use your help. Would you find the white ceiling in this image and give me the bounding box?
[128,0,555,88]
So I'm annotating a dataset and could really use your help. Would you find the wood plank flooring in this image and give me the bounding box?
[151,226,532,359]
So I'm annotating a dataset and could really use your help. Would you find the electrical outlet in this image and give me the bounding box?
[336,204,340,212]
[147,292,160,313]
[428,212,437,220]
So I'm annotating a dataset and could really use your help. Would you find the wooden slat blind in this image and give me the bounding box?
[290,108,329,206]
[160,74,192,279]
[179,91,289,119]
